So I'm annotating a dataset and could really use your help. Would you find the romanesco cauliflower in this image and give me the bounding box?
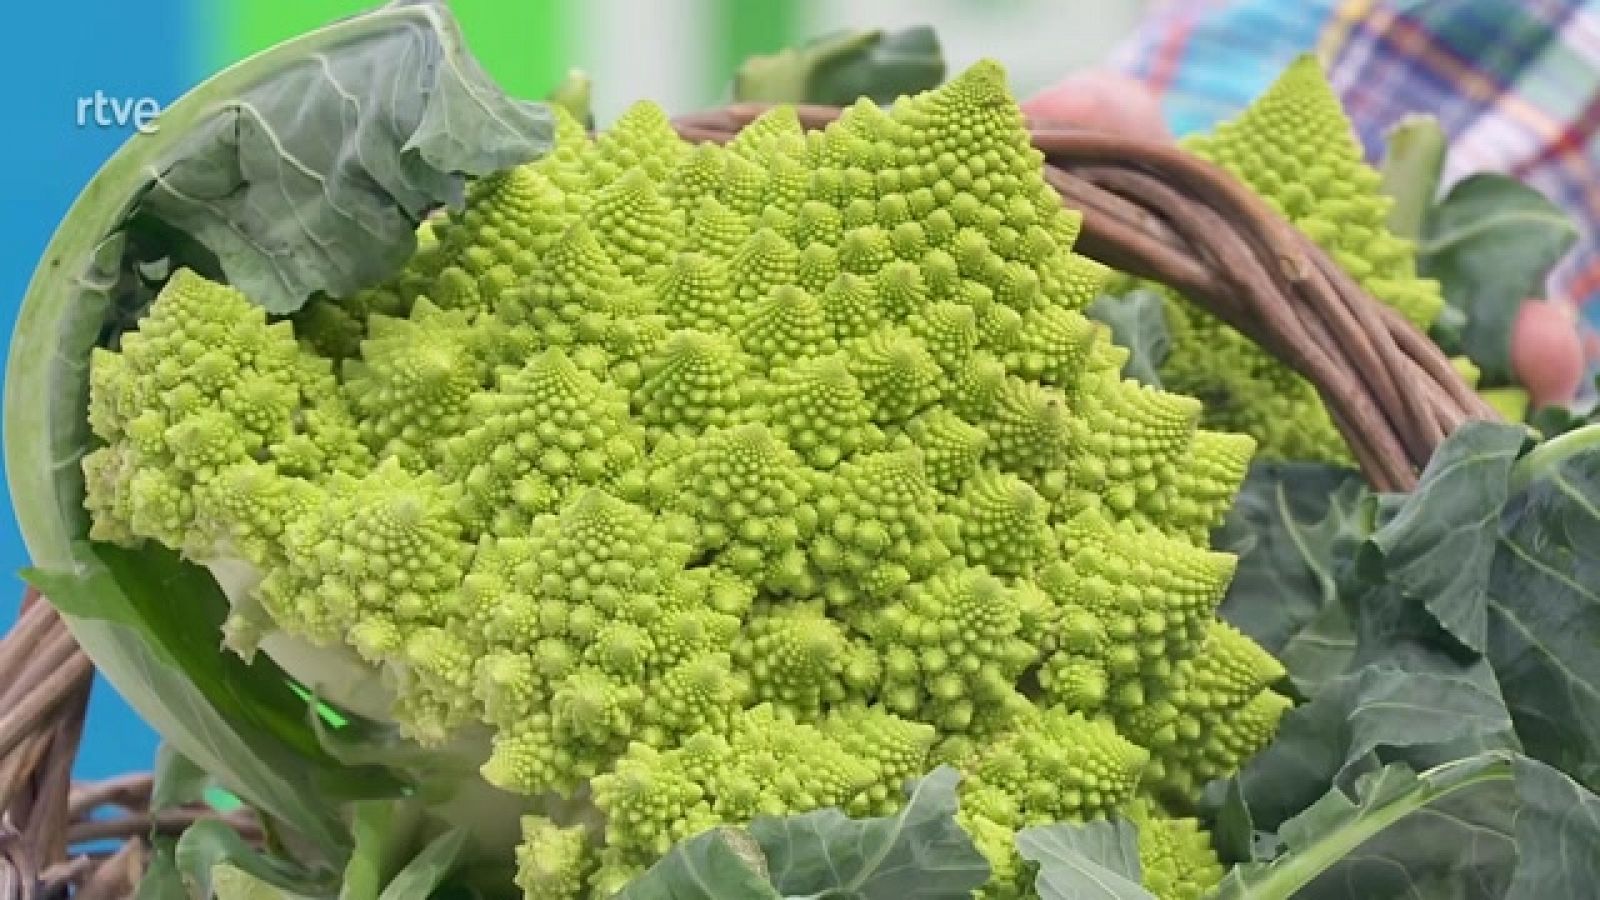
[82,61,1286,899]
[1159,55,1447,464]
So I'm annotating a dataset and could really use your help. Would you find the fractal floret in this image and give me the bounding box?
[1155,55,1449,464]
[81,61,1287,899]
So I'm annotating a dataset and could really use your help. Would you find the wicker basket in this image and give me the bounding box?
[0,109,1493,900]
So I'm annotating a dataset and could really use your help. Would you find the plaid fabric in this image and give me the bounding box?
[1109,0,1600,346]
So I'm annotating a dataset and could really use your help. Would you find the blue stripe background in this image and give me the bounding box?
[1,2,199,780]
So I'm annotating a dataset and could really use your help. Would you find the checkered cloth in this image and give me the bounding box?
[1109,0,1600,347]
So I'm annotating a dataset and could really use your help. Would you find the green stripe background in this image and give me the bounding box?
[203,0,804,109]
[209,1,576,102]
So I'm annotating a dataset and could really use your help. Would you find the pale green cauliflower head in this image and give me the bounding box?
[82,61,1283,899]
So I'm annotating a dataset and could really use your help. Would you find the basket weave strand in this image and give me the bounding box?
[0,109,1495,898]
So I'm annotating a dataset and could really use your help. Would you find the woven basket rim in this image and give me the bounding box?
[0,104,1492,899]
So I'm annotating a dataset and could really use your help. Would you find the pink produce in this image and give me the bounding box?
[1511,300,1586,408]
[1021,69,1171,141]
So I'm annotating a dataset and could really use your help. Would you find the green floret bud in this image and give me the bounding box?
[810,449,957,603]
[729,227,801,304]
[687,195,751,260]
[727,104,806,163]
[514,817,594,900]
[1159,55,1444,463]
[793,200,844,249]
[587,100,688,187]
[444,348,643,537]
[846,328,944,424]
[83,269,369,552]
[960,705,1149,823]
[495,220,623,346]
[756,353,884,469]
[733,284,837,367]
[1125,621,1291,800]
[734,602,879,714]
[654,424,818,588]
[1128,799,1226,900]
[892,409,989,492]
[948,469,1057,577]
[820,272,885,340]
[907,300,980,379]
[633,329,751,437]
[665,143,725,212]
[971,377,1074,480]
[1000,305,1103,389]
[342,299,497,472]
[796,241,842,294]
[822,706,938,815]
[587,168,685,287]
[656,252,735,333]
[863,566,1037,731]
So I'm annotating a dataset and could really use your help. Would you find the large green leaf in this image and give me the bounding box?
[1363,422,1526,653]
[1418,173,1578,383]
[1215,753,1600,900]
[1233,662,1517,833]
[750,767,990,899]
[617,767,987,899]
[1015,819,1153,900]
[7,0,550,577]
[1212,756,1519,900]
[733,27,945,106]
[175,819,336,899]
[1504,756,1600,897]
[1487,445,1600,791]
[1213,461,1368,695]
[375,828,470,900]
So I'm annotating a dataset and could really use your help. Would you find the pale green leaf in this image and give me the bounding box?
[1016,819,1153,900]
[750,766,990,899]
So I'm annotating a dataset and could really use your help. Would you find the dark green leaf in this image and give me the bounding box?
[174,819,335,899]
[1213,756,1518,900]
[1418,173,1578,383]
[25,543,400,855]
[1087,291,1169,388]
[1487,445,1600,791]
[1365,421,1526,653]
[376,828,470,900]
[733,27,945,106]
[750,766,990,899]
[615,828,779,900]
[1236,663,1516,832]
[1528,400,1596,439]
[1213,462,1368,694]
[1016,819,1153,900]
[1209,779,1264,866]
[1504,756,1600,898]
